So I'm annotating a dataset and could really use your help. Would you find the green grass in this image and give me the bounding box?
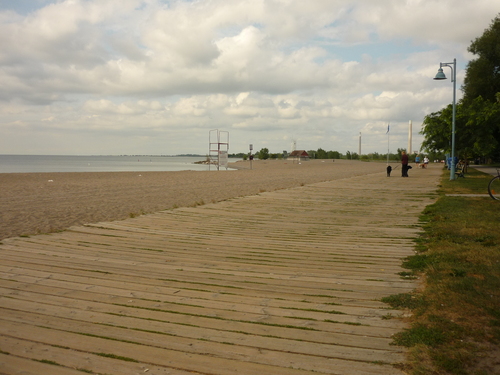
[324,319,365,326]
[34,359,62,366]
[387,167,500,375]
[94,353,139,362]
[382,292,426,310]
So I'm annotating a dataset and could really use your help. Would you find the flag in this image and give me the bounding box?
[386,124,390,134]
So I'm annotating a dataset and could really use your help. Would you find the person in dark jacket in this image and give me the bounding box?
[401,151,409,177]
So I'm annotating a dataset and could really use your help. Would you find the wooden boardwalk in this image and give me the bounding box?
[0,167,440,375]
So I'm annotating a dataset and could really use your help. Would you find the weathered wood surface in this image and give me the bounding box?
[0,167,441,374]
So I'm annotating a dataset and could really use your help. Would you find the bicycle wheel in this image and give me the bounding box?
[488,176,500,200]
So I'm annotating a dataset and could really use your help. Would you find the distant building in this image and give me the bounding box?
[288,150,310,162]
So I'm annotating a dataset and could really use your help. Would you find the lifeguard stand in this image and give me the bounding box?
[209,129,229,170]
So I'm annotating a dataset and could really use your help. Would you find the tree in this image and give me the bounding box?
[461,96,500,158]
[421,97,500,160]
[257,148,269,160]
[315,148,328,159]
[420,108,454,154]
[463,15,500,104]
[421,14,500,162]
[327,151,342,159]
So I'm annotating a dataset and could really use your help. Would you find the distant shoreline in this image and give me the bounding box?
[0,154,239,174]
[0,153,245,157]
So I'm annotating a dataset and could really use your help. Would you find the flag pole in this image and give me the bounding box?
[386,123,390,165]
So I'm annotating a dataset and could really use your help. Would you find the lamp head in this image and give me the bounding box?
[434,67,447,80]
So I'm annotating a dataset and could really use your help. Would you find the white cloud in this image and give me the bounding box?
[0,0,498,155]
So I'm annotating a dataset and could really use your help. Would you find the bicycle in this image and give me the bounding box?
[488,169,500,200]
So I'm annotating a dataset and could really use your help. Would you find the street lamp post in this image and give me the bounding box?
[434,58,457,180]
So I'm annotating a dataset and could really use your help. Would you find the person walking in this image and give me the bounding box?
[401,150,409,177]
[423,156,429,168]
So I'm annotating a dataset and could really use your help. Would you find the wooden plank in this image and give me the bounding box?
[0,167,441,374]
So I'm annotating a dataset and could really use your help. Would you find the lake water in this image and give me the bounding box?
[0,155,237,173]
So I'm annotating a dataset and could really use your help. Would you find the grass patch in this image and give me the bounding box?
[392,318,463,348]
[381,292,426,310]
[324,319,365,326]
[381,313,395,320]
[390,167,500,375]
[94,353,139,362]
[34,359,62,366]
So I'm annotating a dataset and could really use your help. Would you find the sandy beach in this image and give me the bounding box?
[0,159,380,240]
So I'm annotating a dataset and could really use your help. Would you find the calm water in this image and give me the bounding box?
[0,155,235,173]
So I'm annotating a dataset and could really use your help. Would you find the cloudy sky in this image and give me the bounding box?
[1,0,498,156]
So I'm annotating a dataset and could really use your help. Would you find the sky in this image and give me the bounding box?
[1,0,499,156]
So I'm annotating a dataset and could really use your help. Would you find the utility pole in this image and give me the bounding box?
[408,120,412,154]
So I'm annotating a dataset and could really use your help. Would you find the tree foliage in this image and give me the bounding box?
[257,147,269,160]
[462,96,500,157]
[315,148,327,159]
[421,97,500,159]
[421,14,500,161]
[462,15,500,104]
